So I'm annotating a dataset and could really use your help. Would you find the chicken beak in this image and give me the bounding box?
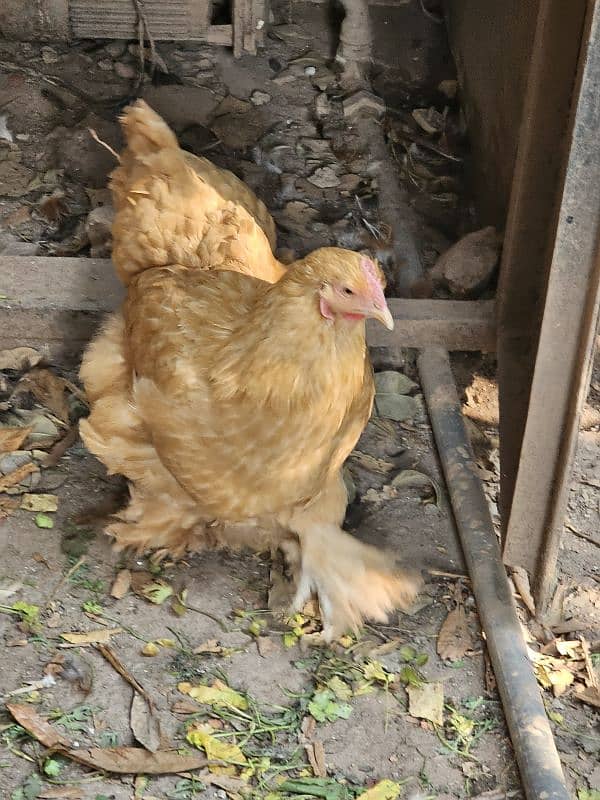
[371,304,395,330]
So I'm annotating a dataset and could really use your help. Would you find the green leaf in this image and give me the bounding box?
[11,601,40,631]
[327,675,353,701]
[82,600,104,615]
[414,652,429,667]
[398,645,417,662]
[283,631,298,648]
[11,773,42,800]
[398,665,424,688]
[578,791,600,800]
[278,777,352,799]
[363,660,390,684]
[43,758,62,777]
[35,513,54,529]
[141,580,173,605]
[308,689,352,723]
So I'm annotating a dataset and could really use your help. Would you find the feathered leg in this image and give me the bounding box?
[283,472,422,640]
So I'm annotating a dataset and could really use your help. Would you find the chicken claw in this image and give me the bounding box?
[289,523,422,641]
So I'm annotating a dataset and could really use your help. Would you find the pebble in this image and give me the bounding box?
[105,40,127,58]
[41,46,59,64]
[0,451,32,475]
[96,59,114,72]
[250,90,271,107]
[304,66,316,76]
[307,166,340,189]
[314,93,331,120]
[197,58,212,71]
[114,61,137,80]
[339,173,361,192]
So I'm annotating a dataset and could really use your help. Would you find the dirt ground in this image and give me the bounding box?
[0,3,599,800]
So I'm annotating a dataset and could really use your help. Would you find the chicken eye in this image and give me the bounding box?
[342,287,354,295]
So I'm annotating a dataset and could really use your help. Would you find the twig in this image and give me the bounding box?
[88,128,120,163]
[565,521,600,548]
[95,643,151,702]
[45,556,87,607]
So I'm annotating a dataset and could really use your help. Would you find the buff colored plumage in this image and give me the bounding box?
[80,102,420,638]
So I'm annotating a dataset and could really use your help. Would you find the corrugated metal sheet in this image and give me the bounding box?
[69,0,211,40]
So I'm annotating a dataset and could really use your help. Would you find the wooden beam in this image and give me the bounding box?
[0,256,495,365]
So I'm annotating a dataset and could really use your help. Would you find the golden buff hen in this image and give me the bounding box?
[109,100,285,286]
[80,104,421,638]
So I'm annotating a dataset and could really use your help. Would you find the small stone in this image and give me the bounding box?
[86,204,115,258]
[430,226,501,298]
[250,90,271,106]
[375,394,418,422]
[314,93,331,120]
[304,66,316,76]
[375,371,417,396]
[307,166,340,189]
[278,201,319,235]
[114,61,137,79]
[0,451,32,475]
[105,40,127,58]
[197,58,212,71]
[297,138,332,159]
[312,68,336,91]
[338,173,361,192]
[97,59,114,72]
[41,47,59,64]
[272,71,296,86]
[343,89,385,119]
[213,94,251,117]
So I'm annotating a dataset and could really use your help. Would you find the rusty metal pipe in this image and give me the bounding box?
[417,347,569,800]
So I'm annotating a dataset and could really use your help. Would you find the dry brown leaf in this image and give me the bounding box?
[437,606,473,661]
[7,703,208,774]
[576,686,600,708]
[38,787,83,799]
[60,628,122,645]
[0,425,33,452]
[0,347,41,371]
[130,692,162,753]
[0,461,38,491]
[16,368,70,422]
[110,568,132,599]
[350,449,395,474]
[172,699,201,715]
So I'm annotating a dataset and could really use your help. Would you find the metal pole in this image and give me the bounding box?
[418,347,570,800]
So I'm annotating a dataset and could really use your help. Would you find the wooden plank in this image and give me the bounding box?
[0,256,495,365]
[502,1,600,613]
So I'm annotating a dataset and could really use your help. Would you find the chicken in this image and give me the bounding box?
[80,104,421,638]
[109,100,285,286]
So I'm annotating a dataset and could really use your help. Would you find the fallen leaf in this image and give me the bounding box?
[35,512,54,529]
[7,703,208,774]
[140,579,173,605]
[193,639,223,655]
[130,692,162,753]
[0,461,38,491]
[327,676,352,701]
[349,450,395,474]
[356,780,403,800]
[15,368,70,422]
[186,724,247,776]
[60,628,122,645]
[407,682,444,725]
[179,679,248,710]
[576,686,600,709]
[0,347,41,371]
[38,787,84,799]
[437,606,473,662]
[142,642,160,656]
[308,689,352,723]
[110,568,132,599]
[21,493,58,512]
[0,425,33,452]
[278,778,349,800]
[171,699,200,715]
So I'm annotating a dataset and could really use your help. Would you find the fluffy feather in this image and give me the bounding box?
[80,103,420,638]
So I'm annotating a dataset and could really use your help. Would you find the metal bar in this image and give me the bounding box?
[418,347,570,800]
[495,0,588,542]
[502,0,600,612]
